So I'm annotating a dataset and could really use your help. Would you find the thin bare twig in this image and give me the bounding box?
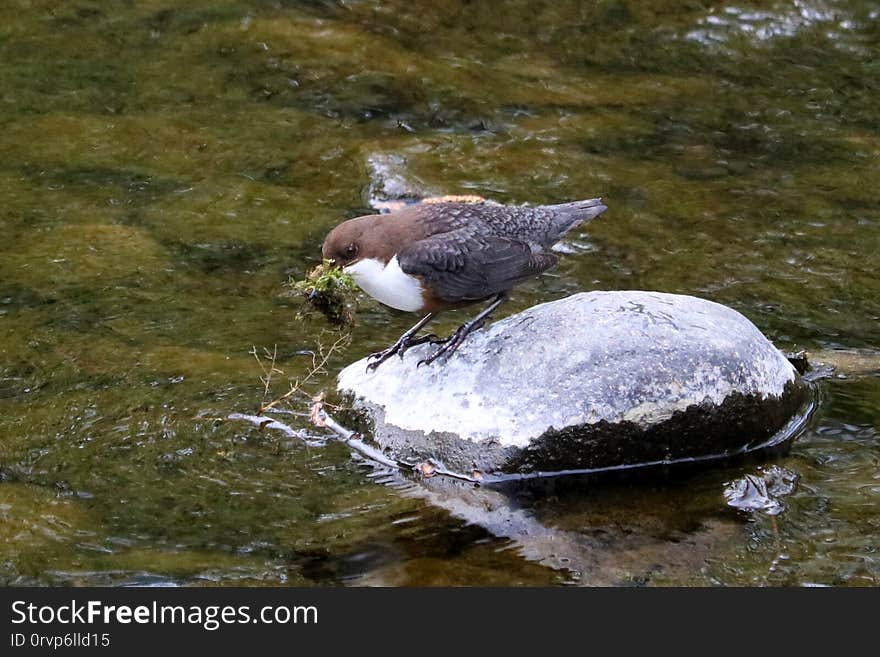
[250,344,282,403]
[256,333,350,414]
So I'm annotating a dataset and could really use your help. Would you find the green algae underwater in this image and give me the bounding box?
[1,0,879,586]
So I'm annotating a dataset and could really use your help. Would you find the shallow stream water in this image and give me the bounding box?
[1,0,878,585]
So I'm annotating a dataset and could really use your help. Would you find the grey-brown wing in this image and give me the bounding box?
[408,199,606,247]
[397,231,557,302]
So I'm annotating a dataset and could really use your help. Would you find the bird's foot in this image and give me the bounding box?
[366,343,402,372]
[417,318,486,367]
[366,333,444,372]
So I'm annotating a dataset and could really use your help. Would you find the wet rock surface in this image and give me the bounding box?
[365,152,432,213]
[338,291,813,477]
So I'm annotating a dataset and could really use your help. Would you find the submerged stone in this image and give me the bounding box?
[338,291,812,478]
[366,152,435,213]
[723,465,800,516]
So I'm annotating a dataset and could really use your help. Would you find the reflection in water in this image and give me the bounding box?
[365,472,741,587]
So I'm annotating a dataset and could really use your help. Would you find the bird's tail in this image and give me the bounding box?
[545,198,608,241]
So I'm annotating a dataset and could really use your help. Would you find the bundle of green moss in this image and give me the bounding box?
[290,260,359,327]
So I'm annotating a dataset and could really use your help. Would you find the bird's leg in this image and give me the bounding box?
[366,313,435,372]
[419,293,508,367]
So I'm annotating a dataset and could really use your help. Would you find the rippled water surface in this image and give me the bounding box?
[1,0,878,586]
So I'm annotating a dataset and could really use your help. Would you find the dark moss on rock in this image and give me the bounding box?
[506,381,812,475]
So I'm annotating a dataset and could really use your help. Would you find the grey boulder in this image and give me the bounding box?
[337,291,812,478]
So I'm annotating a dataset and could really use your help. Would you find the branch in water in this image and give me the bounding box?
[226,413,327,447]
[227,409,399,470]
[227,402,482,484]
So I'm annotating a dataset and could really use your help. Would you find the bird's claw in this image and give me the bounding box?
[396,334,442,359]
[366,348,395,372]
[416,344,453,368]
[366,332,445,372]
[416,328,470,367]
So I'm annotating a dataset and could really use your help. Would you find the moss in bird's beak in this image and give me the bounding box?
[289,260,359,327]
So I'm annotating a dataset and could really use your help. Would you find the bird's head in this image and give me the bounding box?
[321,217,368,269]
[322,214,397,269]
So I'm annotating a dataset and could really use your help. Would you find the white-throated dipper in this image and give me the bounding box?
[322,197,608,370]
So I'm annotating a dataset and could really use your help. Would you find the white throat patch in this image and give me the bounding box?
[344,255,425,312]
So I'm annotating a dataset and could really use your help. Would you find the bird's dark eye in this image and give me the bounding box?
[345,243,358,259]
